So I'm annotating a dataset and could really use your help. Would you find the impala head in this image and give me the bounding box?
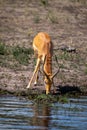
[43,71,59,94]
[43,55,59,94]
[44,75,52,94]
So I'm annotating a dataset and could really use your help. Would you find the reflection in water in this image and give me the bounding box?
[0,95,87,130]
[31,104,50,129]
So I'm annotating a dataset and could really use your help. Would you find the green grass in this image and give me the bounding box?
[48,11,58,24]
[0,42,11,67]
[34,94,59,104]
[59,51,71,60]
[40,0,48,6]
[12,45,33,65]
[59,95,69,103]
[84,64,87,75]
[33,15,40,23]
[0,42,7,55]
[0,43,33,67]
[70,0,87,4]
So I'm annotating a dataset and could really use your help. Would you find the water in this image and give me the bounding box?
[0,95,87,130]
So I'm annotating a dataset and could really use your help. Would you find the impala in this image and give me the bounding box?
[27,32,59,94]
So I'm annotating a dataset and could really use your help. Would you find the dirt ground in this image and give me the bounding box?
[0,0,87,95]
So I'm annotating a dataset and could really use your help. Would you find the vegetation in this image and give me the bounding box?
[33,15,40,24]
[12,45,33,65]
[0,42,8,55]
[48,11,58,24]
[70,0,87,4]
[40,0,48,7]
[0,42,33,67]
[84,64,87,75]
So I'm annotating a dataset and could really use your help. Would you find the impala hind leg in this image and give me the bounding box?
[27,58,41,88]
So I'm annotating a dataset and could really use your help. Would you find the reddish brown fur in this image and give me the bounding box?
[27,32,53,94]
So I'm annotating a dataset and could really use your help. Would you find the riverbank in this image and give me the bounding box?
[0,0,87,97]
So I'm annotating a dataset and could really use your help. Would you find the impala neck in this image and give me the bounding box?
[44,54,52,76]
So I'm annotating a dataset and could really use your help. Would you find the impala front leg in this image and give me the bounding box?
[34,71,39,86]
[27,58,41,88]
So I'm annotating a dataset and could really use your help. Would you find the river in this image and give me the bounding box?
[0,95,87,130]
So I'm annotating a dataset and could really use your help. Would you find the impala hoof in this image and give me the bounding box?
[34,82,37,86]
[26,86,30,89]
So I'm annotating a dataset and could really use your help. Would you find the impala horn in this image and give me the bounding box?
[51,55,60,79]
[42,55,52,81]
[41,55,59,80]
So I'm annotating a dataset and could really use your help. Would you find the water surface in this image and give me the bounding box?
[0,95,87,130]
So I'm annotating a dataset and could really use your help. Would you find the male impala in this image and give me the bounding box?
[27,32,58,94]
